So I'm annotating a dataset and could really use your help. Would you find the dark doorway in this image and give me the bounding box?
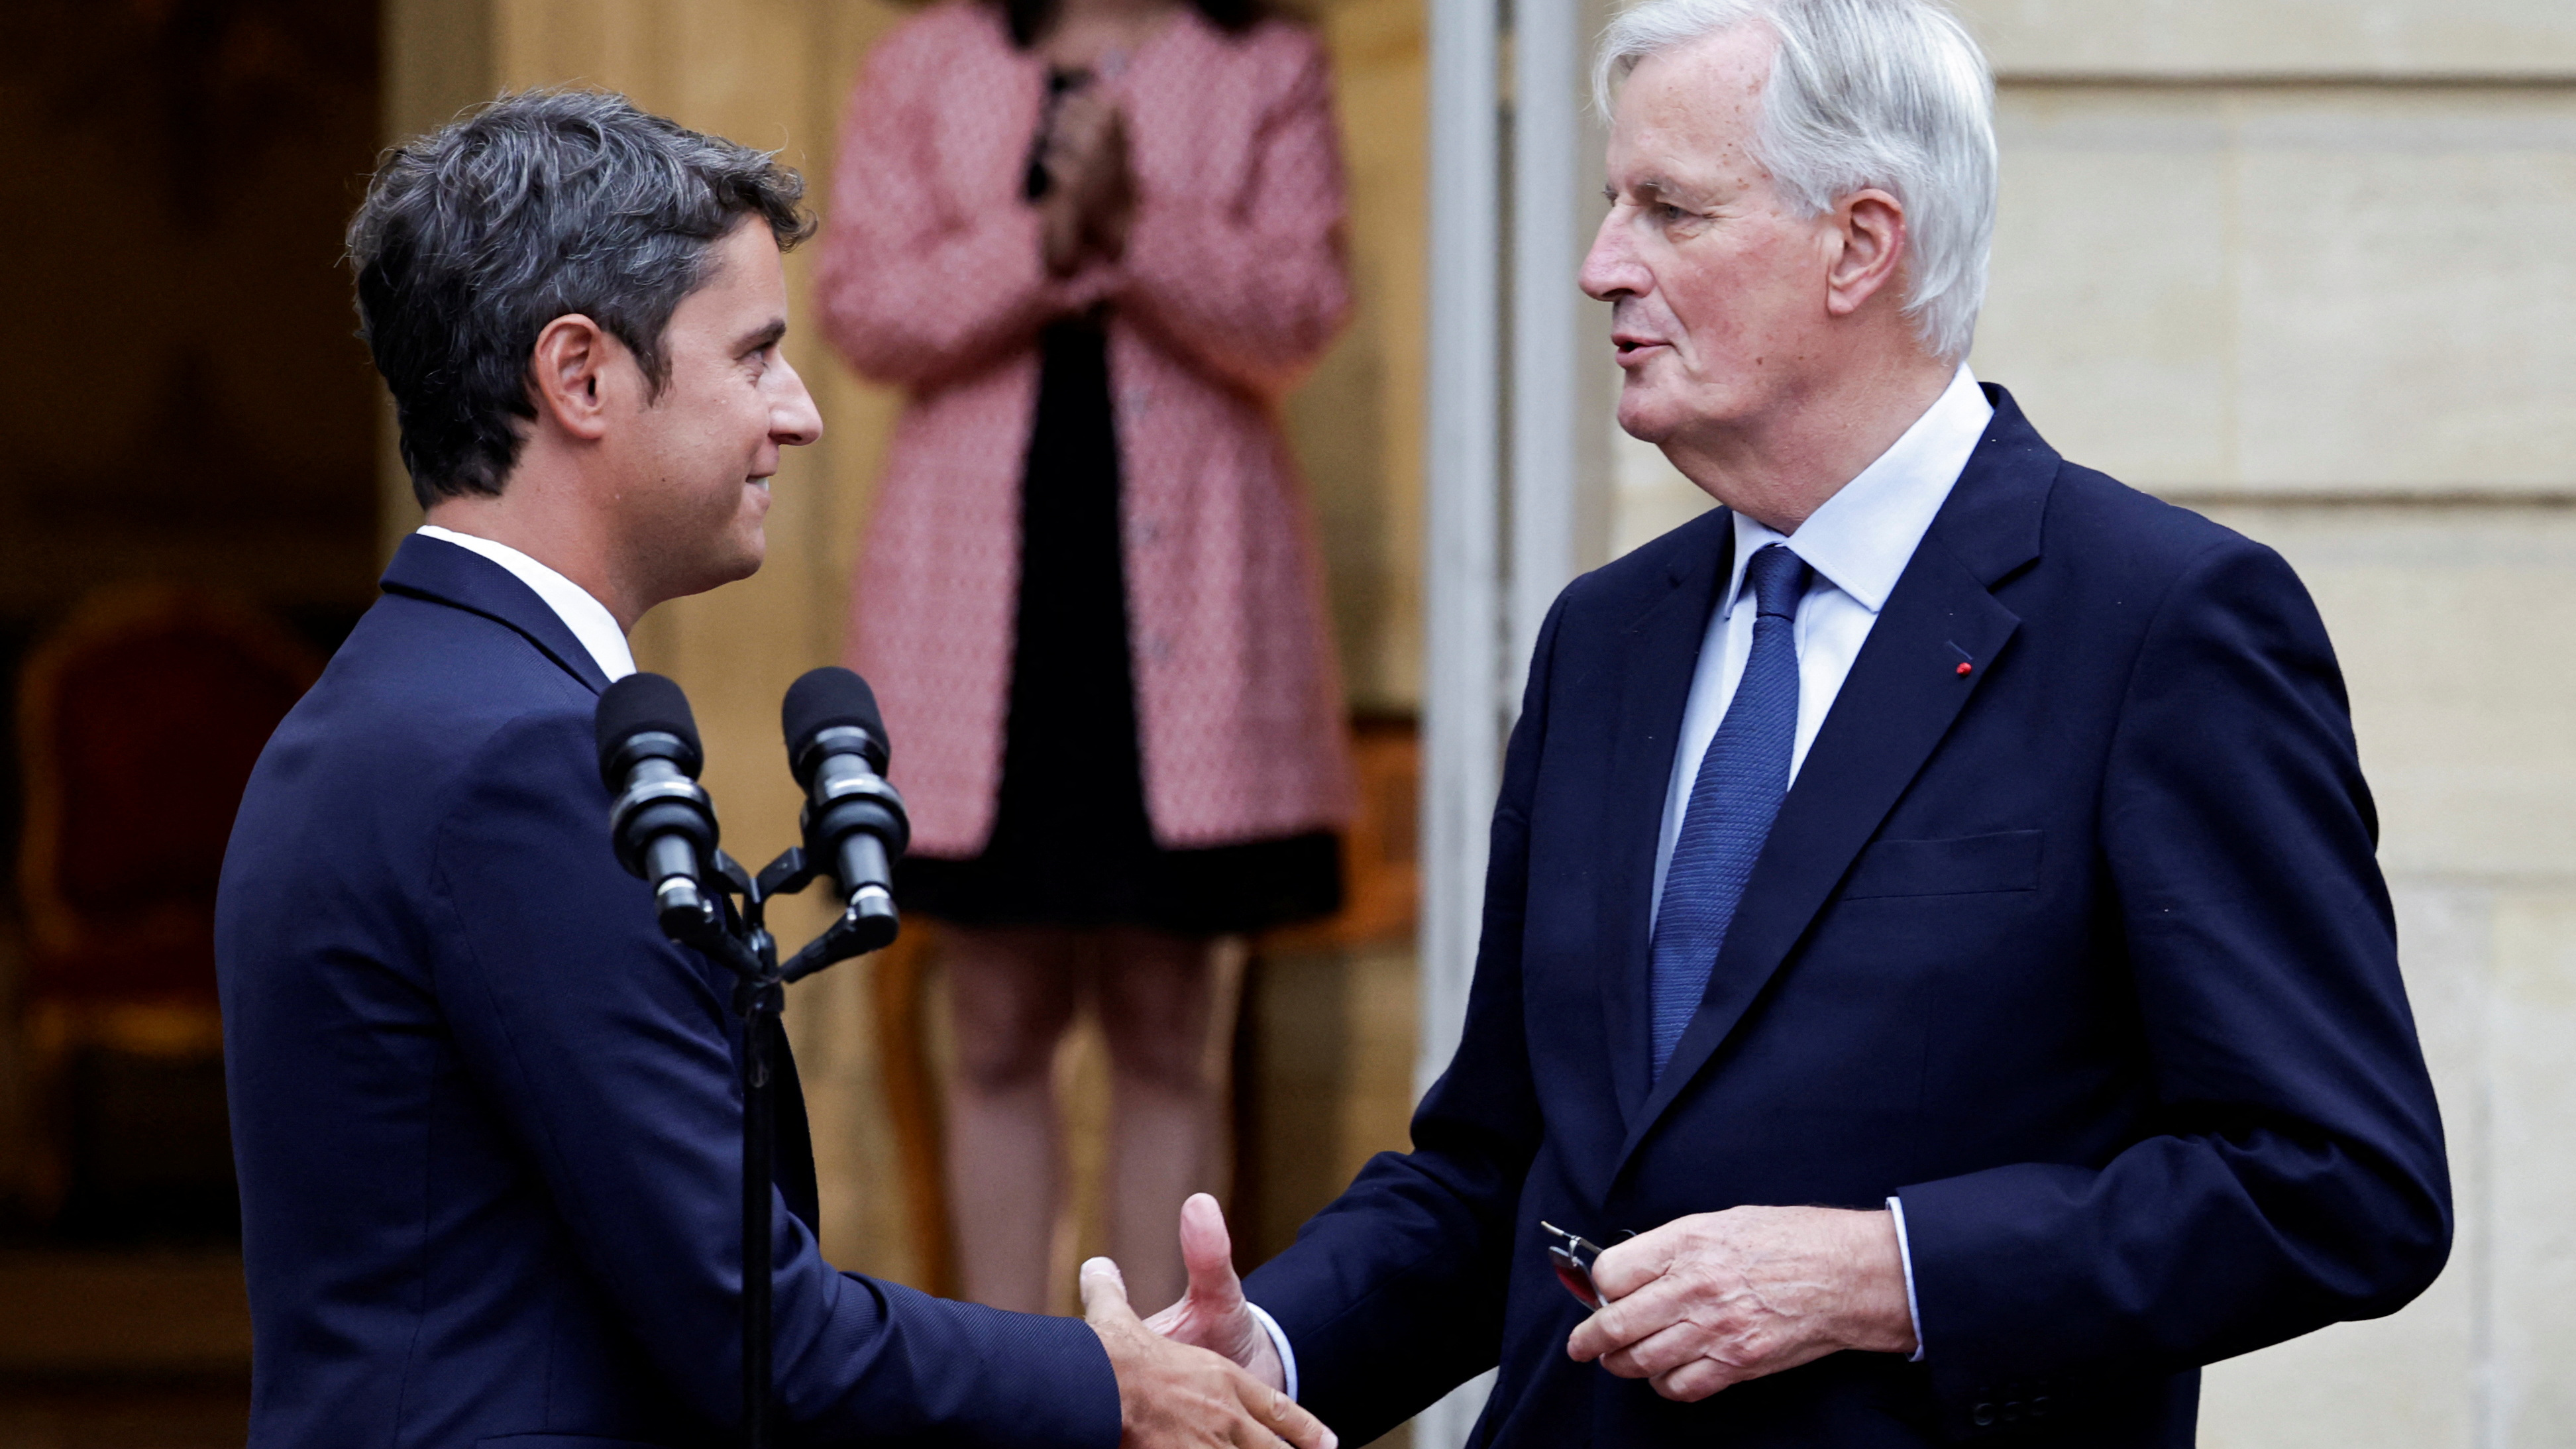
[0,0,382,1423]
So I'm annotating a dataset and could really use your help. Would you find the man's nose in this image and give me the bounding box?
[1580,210,1644,302]
[771,352,824,447]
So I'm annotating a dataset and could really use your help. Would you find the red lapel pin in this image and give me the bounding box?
[1956,661,1972,676]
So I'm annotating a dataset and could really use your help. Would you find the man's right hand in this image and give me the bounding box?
[1083,1254,1334,1449]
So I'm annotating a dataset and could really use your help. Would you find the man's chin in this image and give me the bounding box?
[663,541,766,604]
[1616,389,1684,447]
[720,511,769,582]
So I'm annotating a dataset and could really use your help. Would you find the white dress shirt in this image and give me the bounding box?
[1649,364,1992,917]
[417,525,637,684]
[1646,363,1990,1364]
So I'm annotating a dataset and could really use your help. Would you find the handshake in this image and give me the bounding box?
[1079,1195,1329,1449]
[1075,1191,1923,1448]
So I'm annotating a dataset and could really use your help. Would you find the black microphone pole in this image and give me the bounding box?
[598,671,910,1449]
[739,957,777,1449]
[598,675,777,1448]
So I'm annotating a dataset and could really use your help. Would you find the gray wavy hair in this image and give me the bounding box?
[1595,0,1996,360]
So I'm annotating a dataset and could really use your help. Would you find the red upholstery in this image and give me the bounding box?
[20,587,321,1006]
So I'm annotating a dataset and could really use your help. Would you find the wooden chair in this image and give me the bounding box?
[16,584,321,1227]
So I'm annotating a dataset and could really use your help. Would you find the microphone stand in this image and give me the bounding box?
[654,845,897,1449]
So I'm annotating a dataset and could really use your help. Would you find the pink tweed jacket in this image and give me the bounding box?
[816,2,1357,859]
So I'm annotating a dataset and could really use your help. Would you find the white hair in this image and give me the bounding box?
[1594,0,1997,360]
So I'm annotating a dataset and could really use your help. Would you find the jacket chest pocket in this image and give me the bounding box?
[1840,829,2041,899]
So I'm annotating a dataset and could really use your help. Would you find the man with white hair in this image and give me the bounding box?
[1128,0,2451,1443]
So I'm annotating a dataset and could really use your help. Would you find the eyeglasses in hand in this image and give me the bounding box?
[1540,1221,1635,1311]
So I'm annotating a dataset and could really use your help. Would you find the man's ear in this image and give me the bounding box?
[1824,189,1909,319]
[528,313,617,441]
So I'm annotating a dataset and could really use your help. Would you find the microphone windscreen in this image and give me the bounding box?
[596,672,702,788]
[782,667,887,786]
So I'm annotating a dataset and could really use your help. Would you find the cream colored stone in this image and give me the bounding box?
[2233,95,2576,491]
[1953,0,2576,79]
[2202,504,2576,880]
[2201,1295,2477,1449]
[1627,86,2576,535]
[1973,87,2576,496]
[2484,890,2576,1442]
[1971,91,2235,484]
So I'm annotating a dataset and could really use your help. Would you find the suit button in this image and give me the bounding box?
[2003,1400,2023,1422]
[1972,1403,1996,1427]
[2029,1396,2051,1420]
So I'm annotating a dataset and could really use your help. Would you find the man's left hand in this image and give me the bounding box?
[1564,1206,1917,1402]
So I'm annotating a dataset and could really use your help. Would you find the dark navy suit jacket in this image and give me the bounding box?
[217,535,1119,1448]
[1243,390,2450,1446]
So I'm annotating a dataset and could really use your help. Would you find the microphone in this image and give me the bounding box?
[780,668,908,943]
[596,672,720,931]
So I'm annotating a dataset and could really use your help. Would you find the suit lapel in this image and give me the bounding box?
[380,533,614,694]
[1610,388,2057,1178]
[1597,514,1734,1130]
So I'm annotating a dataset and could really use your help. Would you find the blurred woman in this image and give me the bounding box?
[816,0,1354,1312]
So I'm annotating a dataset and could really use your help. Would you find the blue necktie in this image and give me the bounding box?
[1648,542,1811,1079]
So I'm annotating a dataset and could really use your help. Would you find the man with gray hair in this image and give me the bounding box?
[1131,0,2450,1443]
[217,89,1334,1449]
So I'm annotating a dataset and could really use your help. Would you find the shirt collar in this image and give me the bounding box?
[1722,364,1994,616]
[415,525,636,682]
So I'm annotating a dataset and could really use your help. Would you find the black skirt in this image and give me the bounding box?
[894,317,1342,937]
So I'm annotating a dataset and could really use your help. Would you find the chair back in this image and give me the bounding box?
[19,585,322,1005]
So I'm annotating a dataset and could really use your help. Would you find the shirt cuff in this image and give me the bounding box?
[1245,1301,1300,1402]
[1885,1195,1926,1362]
